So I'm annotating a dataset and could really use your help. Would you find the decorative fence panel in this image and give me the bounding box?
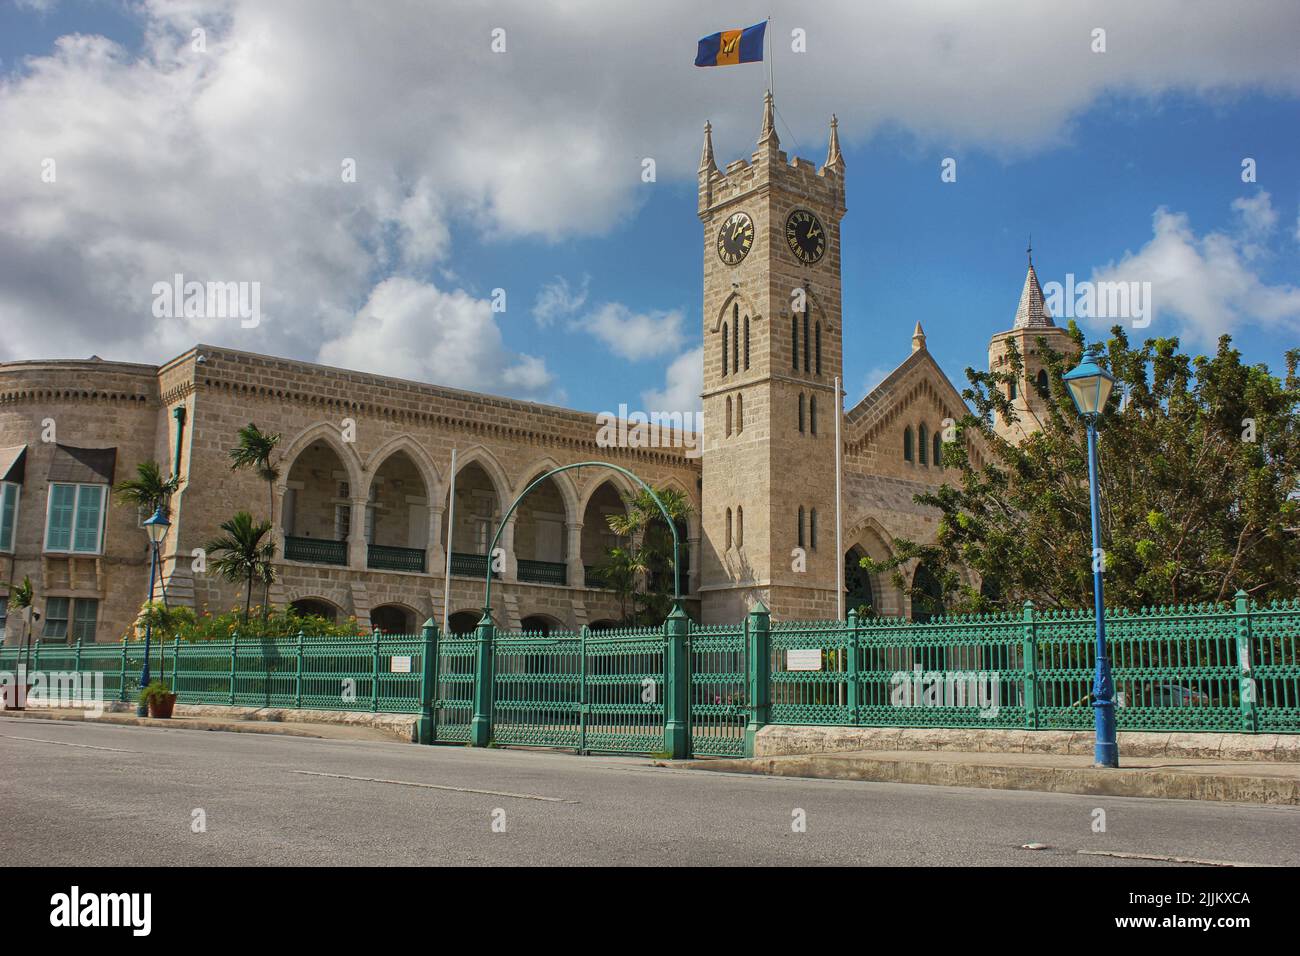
[688,622,747,756]
[431,636,475,743]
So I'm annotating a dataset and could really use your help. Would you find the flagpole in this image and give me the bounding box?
[442,448,457,635]
[835,375,844,620]
[767,16,773,94]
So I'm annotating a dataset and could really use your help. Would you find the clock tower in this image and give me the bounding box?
[697,92,847,623]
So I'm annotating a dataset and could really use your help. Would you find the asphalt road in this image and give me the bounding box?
[3,715,1297,866]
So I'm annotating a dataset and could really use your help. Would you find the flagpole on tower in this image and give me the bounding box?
[767,16,773,94]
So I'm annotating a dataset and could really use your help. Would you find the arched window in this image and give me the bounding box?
[1009,377,1018,401]
[933,433,943,470]
[736,392,744,433]
[803,313,811,373]
[798,393,806,433]
[791,315,799,370]
[725,508,732,550]
[911,563,945,623]
[919,424,929,465]
[736,506,744,548]
[903,426,914,462]
[732,311,739,373]
[725,395,732,437]
[810,508,818,550]
[1036,369,1049,397]
[815,322,822,376]
[722,323,729,377]
[810,395,818,435]
[797,506,805,548]
[744,316,751,370]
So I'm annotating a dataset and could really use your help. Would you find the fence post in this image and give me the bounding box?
[663,603,691,759]
[744,601,771,758]
[294,630,304,709]
[1021,600,1038,730]
[469,610,495,747]
[371,629,380,712]
[229,632,238,706]
[846,608,860,726]
[119,638,128,702]
[171,638,179,695]
[578,625,589,755]
[1234,590,1258,733]
[74,637,83,705]
[417,619,438,744]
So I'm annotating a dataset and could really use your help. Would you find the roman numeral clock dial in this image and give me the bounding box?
[785,209,826,264]
[716,211,754,265]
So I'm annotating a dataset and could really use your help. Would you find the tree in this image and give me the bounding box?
[113,459,179,517]
[3,576,36,678]
[597,486,693,624]
[205,512,276,623]
[867,326,1300,613]
[229,424,281,614]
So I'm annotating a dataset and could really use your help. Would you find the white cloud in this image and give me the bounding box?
[317,277,552,398]
[532,274,590,327]
[1232,191,1278,236]
[643,348,703,416]
[1089,203,1300,346]
[570,302,685,360]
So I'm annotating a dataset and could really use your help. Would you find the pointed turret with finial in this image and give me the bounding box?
[912,322,927,353]
[700,120,717,175]
[824,114,844,173]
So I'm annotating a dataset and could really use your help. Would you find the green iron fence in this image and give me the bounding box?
[688,621,747,756]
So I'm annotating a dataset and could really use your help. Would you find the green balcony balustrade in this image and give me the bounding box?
[367,544,426,573]
[584,564,609,589]
[284,535,347,566]
[450,551,497,578]
[517,559,567,586]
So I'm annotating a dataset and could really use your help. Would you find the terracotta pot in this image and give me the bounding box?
[147,693,177,719]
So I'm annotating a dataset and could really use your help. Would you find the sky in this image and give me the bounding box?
[1,0,1298,419]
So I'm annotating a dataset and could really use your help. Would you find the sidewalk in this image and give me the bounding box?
[671,749,1300,806]
[0,707,407,743]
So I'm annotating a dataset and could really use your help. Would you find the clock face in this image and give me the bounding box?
[785,209,826,264]
[716,211,755,266]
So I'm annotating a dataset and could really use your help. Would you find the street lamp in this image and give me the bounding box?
[136,506,171,716]
[1063,345,1118,768]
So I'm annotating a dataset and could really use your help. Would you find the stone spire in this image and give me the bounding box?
[1013,248,1055,329]
[699,120,717,174]
[758,89,779,148]
[912,321,927,353]
[824,114,843,170]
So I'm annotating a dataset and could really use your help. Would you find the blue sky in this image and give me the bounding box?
[2,1,1297,415]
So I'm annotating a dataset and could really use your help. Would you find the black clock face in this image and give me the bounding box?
[785,209,826,264]
[716,211,755,266]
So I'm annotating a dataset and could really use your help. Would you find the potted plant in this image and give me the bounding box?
[138,679,177,719]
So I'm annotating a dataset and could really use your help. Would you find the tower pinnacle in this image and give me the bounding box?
[700,120,717,173]
[912,321,927,353]
[758,89,779,147]
[824,114,843,170]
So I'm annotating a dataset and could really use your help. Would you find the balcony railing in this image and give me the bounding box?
[450,552,497,579]
[284,535,347,566]
[584,564,610,589]
[518,559,567,586]
[368,544,426,573]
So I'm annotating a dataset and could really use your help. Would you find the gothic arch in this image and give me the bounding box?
[510,456,581,525]
[710,288,763,333]
[575,467,638,518]
[451,445,512,509]
[363,435,443,501]
[277,422,365,492]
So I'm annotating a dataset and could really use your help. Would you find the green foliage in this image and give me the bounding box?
[138,679,172,706]
[868,328,1300,612]
[596,486,693,625]
[229,423,282,486]
[124,602,363,643]
[113,459,179,515]
[3,575,34,611]
[205,511,276,622]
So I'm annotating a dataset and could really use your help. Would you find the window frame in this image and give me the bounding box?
[0,480,19,553]
[44,482,106,555]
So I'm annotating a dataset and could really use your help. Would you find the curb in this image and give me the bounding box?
[0,708,330,738]
[675,753,1300,806]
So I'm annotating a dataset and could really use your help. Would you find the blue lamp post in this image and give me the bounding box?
[136,506,171,716]
[1063,345,1119,768]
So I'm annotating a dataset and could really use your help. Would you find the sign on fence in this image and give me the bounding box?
[390,656,412,674]
[786,649,822,671]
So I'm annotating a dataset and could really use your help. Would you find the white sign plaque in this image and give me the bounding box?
[390,656,412,674]
[786,649,822,671]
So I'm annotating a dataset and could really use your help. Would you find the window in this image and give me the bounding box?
[40,597,98,642]
[725,396,733,437]
[0,481,19,552]
[791,315,798,370]
[732,313,739,374]
[933,433,944,470]
[45,483,105,554]
[797,506,805,548]
[736,506,744,548]
[815,322,822,376]
[72,599,98,642]
[725,508,733,550]
[43,597,68,639]
[903,427,914,462]
[798,393,806,433]
[736,393,744,433]
[810,395,818,435]
[1036,369,1049,397]
[743,316,750,370]
[722,323,729,376]
[1009,378,1018,401]
[810,508,818,550]
[919,424,929,465]
[803,314,811,373]
[335,503,375,542]
[0,599,7,643]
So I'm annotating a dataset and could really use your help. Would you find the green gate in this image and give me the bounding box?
[688,621,747,756]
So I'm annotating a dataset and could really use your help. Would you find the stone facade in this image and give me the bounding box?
[0,93,1045,644]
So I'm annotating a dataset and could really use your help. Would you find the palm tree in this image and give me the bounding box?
[599,487,693,624]
[205,512,276,623]
[229,424,281,614]
[3,576,36,689]
[114,459,180,517]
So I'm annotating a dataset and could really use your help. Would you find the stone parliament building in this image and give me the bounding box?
[0,94,1068,644]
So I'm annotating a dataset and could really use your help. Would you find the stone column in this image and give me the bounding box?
[688,534,701,595]
[427,503,446,578]
[348,496,368,569]
[500,515,518,582]
[565,520,584,588]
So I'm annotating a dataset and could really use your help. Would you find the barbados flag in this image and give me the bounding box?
[695,21,766,67]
